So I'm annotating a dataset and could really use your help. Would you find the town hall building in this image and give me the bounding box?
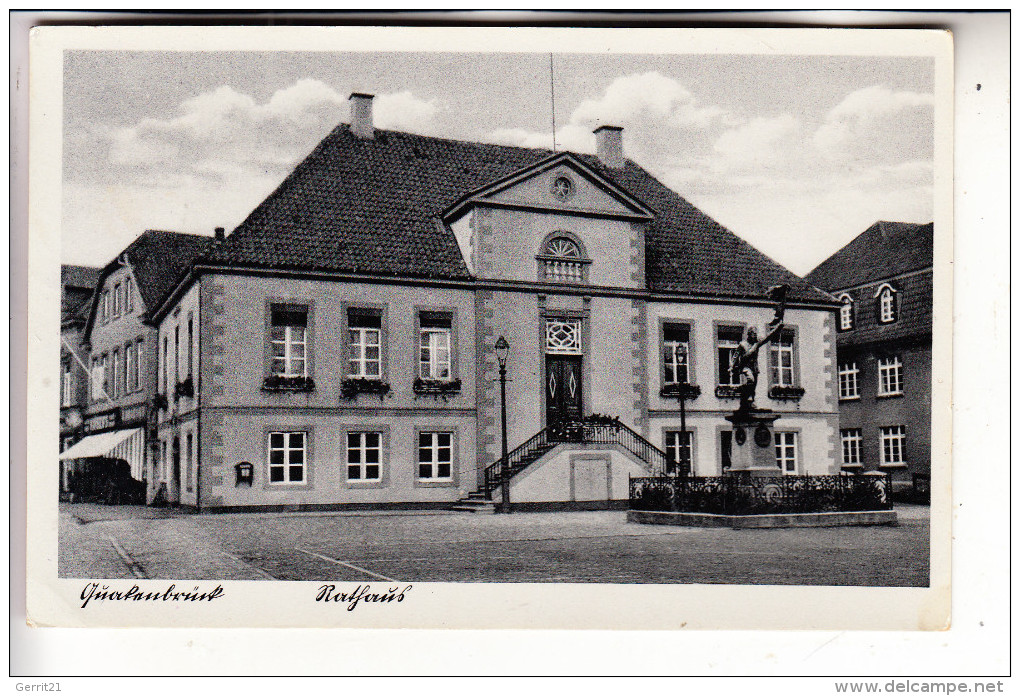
[149,93,842,512]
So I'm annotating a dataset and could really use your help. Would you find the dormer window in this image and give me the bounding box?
[875,284,898,324]
[537,233,590,284]
[838,293,855,331]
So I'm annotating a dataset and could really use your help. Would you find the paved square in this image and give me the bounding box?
[61,503,929,586]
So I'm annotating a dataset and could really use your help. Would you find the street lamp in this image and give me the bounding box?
[494,336,511,514]
[674,343,691,478]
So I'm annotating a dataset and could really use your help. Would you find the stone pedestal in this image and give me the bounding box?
[724,407,781,477]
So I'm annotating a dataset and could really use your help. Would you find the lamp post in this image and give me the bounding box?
[494,336,511,514]
[674,343,691,478]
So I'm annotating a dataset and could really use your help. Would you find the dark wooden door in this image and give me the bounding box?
[546,355,582,425]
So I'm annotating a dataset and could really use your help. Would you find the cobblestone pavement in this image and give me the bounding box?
[59,503,930,586]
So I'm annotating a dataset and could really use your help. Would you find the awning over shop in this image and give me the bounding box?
[59,428,141,460]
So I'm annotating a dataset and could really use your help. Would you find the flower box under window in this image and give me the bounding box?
[413,378,462,396]
[340,378,391,400]
[174,376,194,399]
[659,383,702,399]
[262,375,316,392]
[153,393,169,411]
[768,385,805,400]
[715,385,742,399]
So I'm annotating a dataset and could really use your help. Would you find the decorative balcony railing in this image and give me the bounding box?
[629,473,893,515]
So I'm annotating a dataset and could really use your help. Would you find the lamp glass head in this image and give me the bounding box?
[494,335,509,367]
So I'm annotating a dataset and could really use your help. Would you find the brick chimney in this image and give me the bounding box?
[349,92,375,139]
[593,125,624,169]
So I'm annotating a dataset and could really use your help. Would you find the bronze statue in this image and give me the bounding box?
[730,285,790,411]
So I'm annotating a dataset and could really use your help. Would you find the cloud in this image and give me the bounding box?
[485,71,728,167]
[571,71,726,130]
[375,91,440,132]
[814,85,935,162]
[85,80,441,184]
[711,114,804,172]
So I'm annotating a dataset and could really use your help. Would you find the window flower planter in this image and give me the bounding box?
[262,375,316,392]
[768,385,805,400]
[153,393,169,411]
[659,383,702,399]
[413,378,462,396]
[715,385,742,399]
[174,376,194,399]
[340,378,391,400]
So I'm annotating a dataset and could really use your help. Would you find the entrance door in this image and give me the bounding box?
[546,355,582,425]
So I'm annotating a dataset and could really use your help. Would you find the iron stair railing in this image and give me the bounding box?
[481,418,676,498]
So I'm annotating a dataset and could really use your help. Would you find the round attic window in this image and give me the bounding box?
[550,176,574,202]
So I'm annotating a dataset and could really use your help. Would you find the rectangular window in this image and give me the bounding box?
[61,362,73,407]
[185,432,193,492]
[124,277,134,313]
[877,355,903,396]
[118,348,127,397]
[774,432,798,473]
[268,431,306,484]
[90,357,101,401]
[101,354,110,399]
[419,312,452,380]
[880,426,907,465]
[347,432,382,481]
[270,304,310,378]
[662,323,690,385]
[101,290,110,322]
[113,282,122,317]
[110,349,120,399]
[664,430,692,473]
[841,428,863,466]
[187,313,195,379]
[348,310,382,378]
[716,326,743,386]
[136,339,144,390]
[418,432,452,480]
[161,336,169,394]
[768,329,796,387]
[174,325,180,387]
[125,342,137,392]
[125,343,135,394]
[838,361,860,400]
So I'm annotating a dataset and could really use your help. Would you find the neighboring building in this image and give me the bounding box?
[59,265,101,492]
[150,93,841,512]
[60,230,213,499]
[806,221,933,488]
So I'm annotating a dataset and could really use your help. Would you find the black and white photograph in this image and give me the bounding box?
[24,24,958,636]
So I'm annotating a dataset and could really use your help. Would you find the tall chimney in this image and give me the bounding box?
[349,92,375,139]
[593,125,624,169]
[214,226,225,241]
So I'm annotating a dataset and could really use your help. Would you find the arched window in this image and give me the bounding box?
[837,293,855,331]
[875,283,898,324]
[537,233,590,283]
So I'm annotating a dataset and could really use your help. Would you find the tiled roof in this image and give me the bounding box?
[805,221,934,290]
[124,230,214,312]
[83,230,213,338]
[62,264,101,291]
[61,264,101,323]
[206,125,832,304]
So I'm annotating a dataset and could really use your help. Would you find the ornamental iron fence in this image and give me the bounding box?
[629,473,893,515]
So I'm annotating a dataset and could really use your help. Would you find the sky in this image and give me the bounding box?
[62,50,935,276]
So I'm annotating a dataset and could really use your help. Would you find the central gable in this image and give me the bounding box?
[443,153,654,222]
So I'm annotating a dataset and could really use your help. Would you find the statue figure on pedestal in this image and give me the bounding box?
[729,284,790,411]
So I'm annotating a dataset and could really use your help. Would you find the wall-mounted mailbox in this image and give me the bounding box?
[235,462,254,486]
